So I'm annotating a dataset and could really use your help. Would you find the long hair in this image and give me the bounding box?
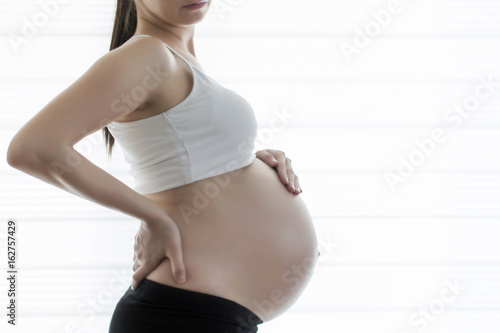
[103,0,137,157]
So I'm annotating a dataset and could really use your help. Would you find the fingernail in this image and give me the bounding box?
[131,285,134,291]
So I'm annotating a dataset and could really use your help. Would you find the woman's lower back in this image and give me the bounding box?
[142,157,319,322]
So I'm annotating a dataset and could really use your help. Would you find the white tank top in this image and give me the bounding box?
[107,35,257,194]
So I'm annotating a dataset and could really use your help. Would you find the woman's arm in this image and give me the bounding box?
[6,37,187,288]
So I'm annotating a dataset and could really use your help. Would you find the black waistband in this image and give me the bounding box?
[131,278,263,329]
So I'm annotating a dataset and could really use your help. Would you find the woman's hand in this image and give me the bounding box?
[131,215,186,291]
[256,149,302,195]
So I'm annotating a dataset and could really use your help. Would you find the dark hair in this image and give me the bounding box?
[103,0,137,157]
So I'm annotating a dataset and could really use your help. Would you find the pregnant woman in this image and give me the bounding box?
[7,0,319,332]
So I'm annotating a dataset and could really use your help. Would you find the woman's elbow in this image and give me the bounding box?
[6,138,49,171]
[6,138,25,168]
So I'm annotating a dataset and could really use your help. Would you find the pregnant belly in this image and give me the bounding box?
[143,158,319,322]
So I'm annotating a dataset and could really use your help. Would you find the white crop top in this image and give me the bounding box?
[107,35,258,194]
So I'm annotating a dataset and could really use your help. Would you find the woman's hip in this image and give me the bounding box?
[109,278,263,333]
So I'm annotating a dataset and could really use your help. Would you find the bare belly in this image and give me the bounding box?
[142,157,318,322]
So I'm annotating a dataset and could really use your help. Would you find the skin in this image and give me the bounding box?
[7,0,315,321]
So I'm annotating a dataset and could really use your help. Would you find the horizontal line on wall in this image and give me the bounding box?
[3,78,494,84]
[2,33,500,38]
[14,262,500,270]
[310,215,500,219]
[3,127,500,132]
[8,126,500,131]
[320,262,500,266]
[2,124,500,130]
[7,215,500,220]
[256,307,500,312]
[3,170,500,176]
[17,308,500,318]
[4,216,499,225]
[16,308,500,316]
[302,169,500,174]
[16,262,500,270]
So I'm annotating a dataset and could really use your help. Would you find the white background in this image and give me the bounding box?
[1,0,500,332]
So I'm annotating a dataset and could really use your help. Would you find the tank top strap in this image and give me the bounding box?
[163,44,192,67]
[129,34,193,68]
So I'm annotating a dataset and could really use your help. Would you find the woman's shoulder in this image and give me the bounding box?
[106,35,175,74]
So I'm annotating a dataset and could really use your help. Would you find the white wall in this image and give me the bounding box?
[0,0,499,332]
